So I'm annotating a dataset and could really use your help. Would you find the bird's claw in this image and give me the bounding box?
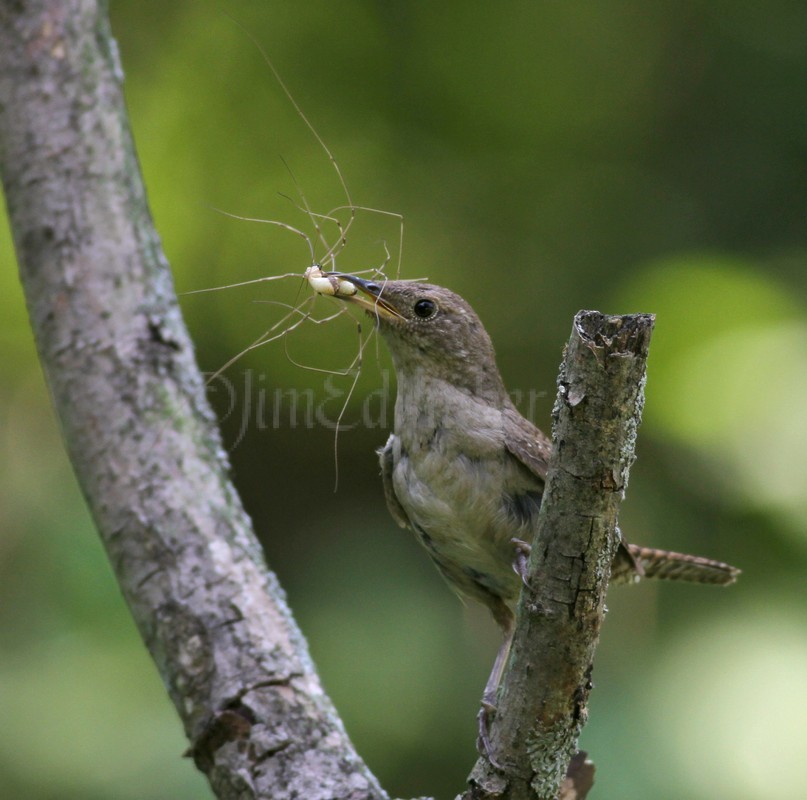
[511,537,532,589]
[477,696,503,768]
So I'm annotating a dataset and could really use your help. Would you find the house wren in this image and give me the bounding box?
[324,273,739,741]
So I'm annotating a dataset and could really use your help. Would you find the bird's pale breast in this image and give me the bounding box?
[389,380,541,611]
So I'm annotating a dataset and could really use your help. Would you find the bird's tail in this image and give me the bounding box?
[612,542,740,586]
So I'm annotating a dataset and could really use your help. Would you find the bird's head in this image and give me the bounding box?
[330,275,507,402]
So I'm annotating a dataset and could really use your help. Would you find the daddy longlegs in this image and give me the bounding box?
[182,24,407,488]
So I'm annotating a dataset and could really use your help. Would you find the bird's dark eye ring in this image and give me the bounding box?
[413,298,437,319]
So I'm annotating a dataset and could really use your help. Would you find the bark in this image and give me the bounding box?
[0,2,387,798]
[466,312,654,800]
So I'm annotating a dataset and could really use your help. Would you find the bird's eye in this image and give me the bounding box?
[365,282,381,293]
[413,298,437,319]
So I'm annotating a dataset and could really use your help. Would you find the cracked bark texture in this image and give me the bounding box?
[466,312,654,800]
[0,2,388,798]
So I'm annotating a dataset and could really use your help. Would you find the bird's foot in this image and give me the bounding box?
[476,694,504,768]
[511,538,532,588]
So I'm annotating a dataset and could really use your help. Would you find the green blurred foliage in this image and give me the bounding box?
[1,1,805,798]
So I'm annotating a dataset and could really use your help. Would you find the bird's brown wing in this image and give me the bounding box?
[377,435,411,529]
[503,408,641,582]
[502,404,552,483]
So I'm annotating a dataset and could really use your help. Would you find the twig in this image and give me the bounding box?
[466,311,654,800]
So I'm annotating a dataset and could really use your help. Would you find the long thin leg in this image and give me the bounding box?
[478,605,515,764]
[478,540,533,763]
[478,632,513,765]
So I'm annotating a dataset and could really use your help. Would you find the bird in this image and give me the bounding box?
[321,272,740,747]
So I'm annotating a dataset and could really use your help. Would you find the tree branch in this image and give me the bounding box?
[467,311,654,800]
[0,3,391,798]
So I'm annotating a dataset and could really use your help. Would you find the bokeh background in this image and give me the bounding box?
[1,2,805,798]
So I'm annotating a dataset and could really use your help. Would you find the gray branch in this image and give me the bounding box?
[466,312,654,800]
[0,3,653,799]
[0,3,390,798]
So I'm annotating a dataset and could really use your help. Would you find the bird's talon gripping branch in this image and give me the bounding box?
[511,537,532,588]
[477,701,502,768]
[305,265,357,297]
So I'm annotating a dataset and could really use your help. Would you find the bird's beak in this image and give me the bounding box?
[333,275,405,321]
